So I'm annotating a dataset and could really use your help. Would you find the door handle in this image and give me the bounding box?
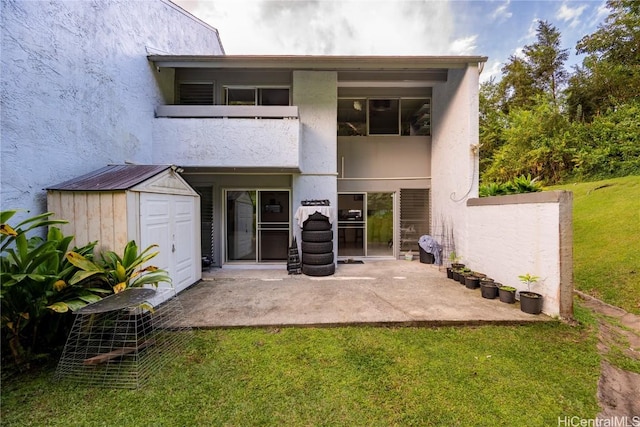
[172,244,175,253]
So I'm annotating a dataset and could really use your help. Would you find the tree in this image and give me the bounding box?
[524,20,569,102]
[479,78,507,175]
[499,21,569,112]
[568,0,640,121]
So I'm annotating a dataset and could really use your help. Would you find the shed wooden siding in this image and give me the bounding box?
[47,190,129,254]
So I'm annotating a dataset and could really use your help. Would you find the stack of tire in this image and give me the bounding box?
[301,212,335,276]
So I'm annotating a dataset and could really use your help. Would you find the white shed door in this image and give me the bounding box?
[140,193,200,303]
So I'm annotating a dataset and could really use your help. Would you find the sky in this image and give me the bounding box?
[173,0,610,82]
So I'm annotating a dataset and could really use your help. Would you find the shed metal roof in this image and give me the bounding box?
[47,165,172,191]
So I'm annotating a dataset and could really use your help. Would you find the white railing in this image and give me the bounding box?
[155,105,299,119]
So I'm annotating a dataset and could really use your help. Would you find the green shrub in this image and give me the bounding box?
[479,174,542,197]
[0,210,110,368]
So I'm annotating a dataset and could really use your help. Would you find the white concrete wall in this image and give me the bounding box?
[1,0,223,221]
[152,118,300,168]
[430,65,480,258]
[291,71,338,242]
[466,191,574,318]
[338,136,431,180]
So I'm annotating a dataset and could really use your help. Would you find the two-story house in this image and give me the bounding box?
[2,1,571,316]
[149,55,486,267]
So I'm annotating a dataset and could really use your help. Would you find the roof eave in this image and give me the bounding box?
[148,54,488,70]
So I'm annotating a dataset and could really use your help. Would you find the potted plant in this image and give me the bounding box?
[464,273,480,289]
[498,285,516,303]
[480,280,498,299]
[458,267,471,285]
[449,251,464,270]
[518,273,543,314]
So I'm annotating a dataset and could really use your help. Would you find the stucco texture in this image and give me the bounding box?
[1,0,223,219]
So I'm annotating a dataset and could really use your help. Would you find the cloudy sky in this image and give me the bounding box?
[173,0,609,82]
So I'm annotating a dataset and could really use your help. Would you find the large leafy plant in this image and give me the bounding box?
[66,240,172,294]
[0,210,109,367]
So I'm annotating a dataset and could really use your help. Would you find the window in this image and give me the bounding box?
[369,99,400,135]
[178,83,214,105]
[227,88,255,105]
[402,99,430,136]
[338,97,431,136]
[225,87,290,106]
[337,99,366,135]
[399,188,430,253]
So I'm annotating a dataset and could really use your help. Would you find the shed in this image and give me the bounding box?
[47,164,201,303]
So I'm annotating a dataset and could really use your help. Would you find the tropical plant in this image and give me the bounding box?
[448,251,462,265]
[480,174,542,197]
[479,182,508,197]
[66,240,172,294]
[0,210,109,367]
[505,174,543,194]
[518,273,541,292]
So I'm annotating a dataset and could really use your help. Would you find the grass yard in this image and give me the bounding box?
[2,315,600,426]
[5,177,639,426]
[551,175,640,314]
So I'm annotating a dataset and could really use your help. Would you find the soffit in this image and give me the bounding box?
[148,54,488,71]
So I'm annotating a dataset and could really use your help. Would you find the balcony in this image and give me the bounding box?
[152,106,301,170]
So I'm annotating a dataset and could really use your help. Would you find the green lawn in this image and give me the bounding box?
[551,175,640,314]
[5,177,640,425]
[2,320,600,426]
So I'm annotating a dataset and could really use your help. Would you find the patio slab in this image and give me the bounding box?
[175,260,550,328]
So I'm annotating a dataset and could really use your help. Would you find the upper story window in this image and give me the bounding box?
[338,97,431,136]
[178,82,214,105]
[225,87,290,106]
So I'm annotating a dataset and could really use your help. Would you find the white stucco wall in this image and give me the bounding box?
[1,0,223,221]
[430,65,480,258]
[466,191,574,317]
[291,71,338,242]
[152,118,300,168]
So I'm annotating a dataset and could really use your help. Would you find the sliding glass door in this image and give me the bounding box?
[226,190,290,262]
[367,192,394,257]
[338,192,394,258]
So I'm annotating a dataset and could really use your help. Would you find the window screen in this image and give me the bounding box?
[178,83,214,105]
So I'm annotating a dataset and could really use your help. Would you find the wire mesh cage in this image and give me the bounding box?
[54,288,192,389]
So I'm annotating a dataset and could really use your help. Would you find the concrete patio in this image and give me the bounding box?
[174,259,550,328]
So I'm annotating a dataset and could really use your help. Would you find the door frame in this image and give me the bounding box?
[337,191,397,259]
[223,188,292,264]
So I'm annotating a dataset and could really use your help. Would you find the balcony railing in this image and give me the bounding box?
[152,106,301,170]
[155,105,299,119]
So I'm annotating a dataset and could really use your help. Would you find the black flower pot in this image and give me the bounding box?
[479,277,494,287]
[498,287,516,304]
[519,291,543,314]
[458,272,468,285]
[465,275,480,289]
[447,267,454,279]
[452,270,460,281]
[480,282,498,299]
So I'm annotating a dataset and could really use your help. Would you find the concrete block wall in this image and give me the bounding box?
[1,0,223,221]
[465,191,574,318]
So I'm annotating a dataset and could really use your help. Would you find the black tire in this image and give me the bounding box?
[302,263,335,276]
[307,212,330,221]
[303,219,331,231]
[303,252,334,265]
[302,230,333,242]
[301,241,333,254]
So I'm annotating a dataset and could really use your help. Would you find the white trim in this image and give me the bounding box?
[155,105,299,118]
